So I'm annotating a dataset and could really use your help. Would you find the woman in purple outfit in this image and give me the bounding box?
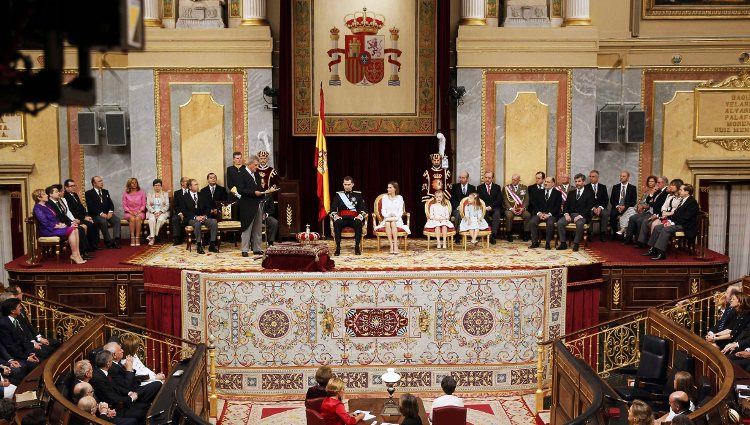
[32,188,86,264]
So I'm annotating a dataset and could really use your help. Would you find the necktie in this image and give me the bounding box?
[486,184,491,194]
[97,190,103,201]
[14,319,21,331]
[462,185,466,195]
[717,309,730,332]
[620,185,626,203]
[576,189,581,200]
[545,190,550,201]
[538,185,543,190]
[211,186,215,198]
[59,200,68,214]
[593,184,597,195]
[192,193,198,207]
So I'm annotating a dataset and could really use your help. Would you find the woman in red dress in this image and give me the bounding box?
[320,378,365,425]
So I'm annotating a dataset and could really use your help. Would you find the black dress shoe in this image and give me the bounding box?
[622,238,633,245]
[208,244,219,253]
[172,239,182,246]
[83,254,94,260]
[557,242,568,250]
[635,242,645,249]
[522,234,529,242]
[545,242,551,250]
[489,236,496,245]
[529,242,540,249]
[572,243,579,252]
[334,246,340,256]
[641,248,657,256]
[506,235,513,242]
[652,251,666,260]
[196,245,205,254]
[253,250,264,255]
[242,252,249,257]
[355,246,361,255]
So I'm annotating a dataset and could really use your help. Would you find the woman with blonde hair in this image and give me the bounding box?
[460,193,488,246]
[374,181,410,255]
[32,188,86,264]
[424,190,453,249]
[628,399,654,425]
[320,378,365,424]
[122,178,146,246]
[119,334,165,384]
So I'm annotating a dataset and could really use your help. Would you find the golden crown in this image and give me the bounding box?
[258,150,269,158]
[344,7,385,35]
[430,153,442,160]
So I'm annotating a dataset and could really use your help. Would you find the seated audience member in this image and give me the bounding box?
[431,376,464,418]
[47,184,93,257]
[320,378,365,425]
[709,293,750,350]
[424,190,454,249]
[705,285,741,348]
[119,335,165,384]
[20,408,46,425]
[90,350,149,423]
[610,170,637,237]
[75,382,136,425]
[374,181,410,255]
[656,391,691,424]
[637,178,683,247]
[171,176,190,246]
[670,415,695,425]
[628,399,654,425]
[450,171,476,242]
[0,399,16,425]
[460,193,489,246]
[528,176,562,250]
[0,371,15,399]
[177,179,220,254]
[0,298,43,366]
[64,179,100,251]
[0,346,25,386]
[122,178,146,247]
[477,172,502,245]
[643,184,698,260]
[103,342,161,403]
[85,176,122,249]
[32,188,87,264]
[673,371,696,411]
[556,173,593,252]
[72,382,95,404]
[502,174,531,242]
[74,359,94,386]
[624,176,668,245]
[7,285,61,353]
[306,365,332,400]
[146,179,170,245]
[586,170,609,241]
[399,393,422,425]
[199,172,228,220]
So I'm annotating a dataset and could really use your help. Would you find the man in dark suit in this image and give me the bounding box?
[527,171,545,215]
[178,179,219,254]
[64,179,100,251]
[644,184,698,260]
[103,342,161,404]
[529,176,562,250]
[556,173,594,252]
[85,176,121,249]
[0,339,26,386]
[90,350,148,423]
[236,156,266,257]
[609,170,637,237]
[624,175,669,245]
[330,176,368,256]
[46,184,93,257]
[171,176,190,245]
[586,170,609,241]
[6,286,60,357]
[0,298,41,369]
[261,193,278,246]
[477,171,503,245]
[199,172,228,220]
[225,151,245,195]
[450,170,476,242]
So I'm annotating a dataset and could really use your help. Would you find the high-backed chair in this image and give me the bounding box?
[432,406,467,425]
[30,216,66,263]
[217,201,242,247]
[305,407,326,425]
[372,194,410,251]
[615,335,670,401]
[329,212,369,250]
[423,198,455,250]
[458,197,491,250]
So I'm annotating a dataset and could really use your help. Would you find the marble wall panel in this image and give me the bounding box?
[247,69,274,166]
[652,81,701,177]
[570,69,597,176]
[128,70,157,190]
[456,69,483,186]
[58,108,69,181]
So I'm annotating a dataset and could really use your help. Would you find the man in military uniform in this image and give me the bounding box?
[330,176,367,256]
[503,173,531,242]
[421,153,451,203]
[257,149,279,190]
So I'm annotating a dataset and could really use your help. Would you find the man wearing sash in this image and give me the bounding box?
[421,154,451,203]
[502,174,531,242]
[257,150,279,191]
[330,176,367,256]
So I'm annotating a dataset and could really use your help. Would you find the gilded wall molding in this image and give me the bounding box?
[694,71,750,152]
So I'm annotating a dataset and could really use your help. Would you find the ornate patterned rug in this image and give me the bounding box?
[127,239,598,272]
[183,268,566,397]
[215,394,544,425]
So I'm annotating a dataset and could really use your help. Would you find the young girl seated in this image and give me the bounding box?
[424,190,454,249]
[459,193,489,245]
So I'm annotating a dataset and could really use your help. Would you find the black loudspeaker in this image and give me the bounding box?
[77,111,99,146]
[105,112,128,146]
[626,110,646,144]
[598,110,619,143]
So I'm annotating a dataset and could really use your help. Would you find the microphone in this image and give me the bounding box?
[603,394,630,405]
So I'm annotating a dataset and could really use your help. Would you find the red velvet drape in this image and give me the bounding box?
[144,266,182,337]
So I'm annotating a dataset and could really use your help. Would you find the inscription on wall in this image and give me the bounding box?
[695,89,750,138]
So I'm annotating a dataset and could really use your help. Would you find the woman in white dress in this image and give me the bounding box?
[424,190,454,249]
[375,181,410,254]
[120,334,165,384]
[146,179,170,245]
[460,193,488,245]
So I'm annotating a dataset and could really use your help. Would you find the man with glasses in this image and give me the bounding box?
[64,179,100,250]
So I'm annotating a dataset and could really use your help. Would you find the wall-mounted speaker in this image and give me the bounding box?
[626,110,646,144]
[598,110,620,143]
[105,111,128,146]
[77,111,99,146]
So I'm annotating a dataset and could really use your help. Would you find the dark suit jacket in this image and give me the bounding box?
[477,183,503,211]
[563,188,594,220]
[172,188,188,216]
[64,191,89,220]
[179,191,213,221]
[0,317,34,359]
[329,191,367,217]
[49,200,73,226]
[85,188,116,217]
[585,183,608,210]
[108,361,137,391]
[670,196,699,240]
[527,185,544,214]
[199,185,228,215]
[226,165,244,192]
[648,188,669,215]
[532,188,563,219]
[91,368,133,408]
[451,184,476,212]
[609,183,637,210]
[237,167,264,231]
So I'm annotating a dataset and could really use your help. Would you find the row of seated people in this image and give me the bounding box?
[0,287,59,400]
[64,335,164,424]
[304,366,465,424]
[0,400,47,425]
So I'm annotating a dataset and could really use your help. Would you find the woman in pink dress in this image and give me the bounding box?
[122,177,146,246]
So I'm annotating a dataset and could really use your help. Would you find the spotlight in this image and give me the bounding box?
[263,86,278,97]
[448,86,466,101]
[262,86,278,111]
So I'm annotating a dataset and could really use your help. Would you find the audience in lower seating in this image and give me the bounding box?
[707,293,750,349]
[0,372,15,400]
[628,399,654,425]
[0,299,43,368]
[306,365,332,400]
[399,393,422,425]
[0,399,15,425]
[90,350,150,423]
[655,391,691,424]
[430,375,464,418]
[20,408,46,425]
[103,342,161,404]
[320,378,365,425]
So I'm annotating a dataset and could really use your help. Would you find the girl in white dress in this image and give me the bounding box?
[374,181,411,254]
[460,193,488,245]
[424,190,454,249]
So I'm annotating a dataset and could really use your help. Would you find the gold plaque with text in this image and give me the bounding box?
[694,72,750,151]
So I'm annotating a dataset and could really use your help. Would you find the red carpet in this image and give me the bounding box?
[586,239,728,267]
[4,241,152,273]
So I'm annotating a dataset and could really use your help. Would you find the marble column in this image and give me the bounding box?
[460,0,486,26]
[485,0,499,27]
[564,0,591,26]
[241,0,268,26]
[144,0,162,27]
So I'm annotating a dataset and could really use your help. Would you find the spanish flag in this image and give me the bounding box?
[315,83,330,222]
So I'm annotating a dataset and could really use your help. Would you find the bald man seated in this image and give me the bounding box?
[656,391,692,424]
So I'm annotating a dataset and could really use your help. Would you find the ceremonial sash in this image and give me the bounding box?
[338,192,358,217]
[556,186,568,201]
[506,185,523,205]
